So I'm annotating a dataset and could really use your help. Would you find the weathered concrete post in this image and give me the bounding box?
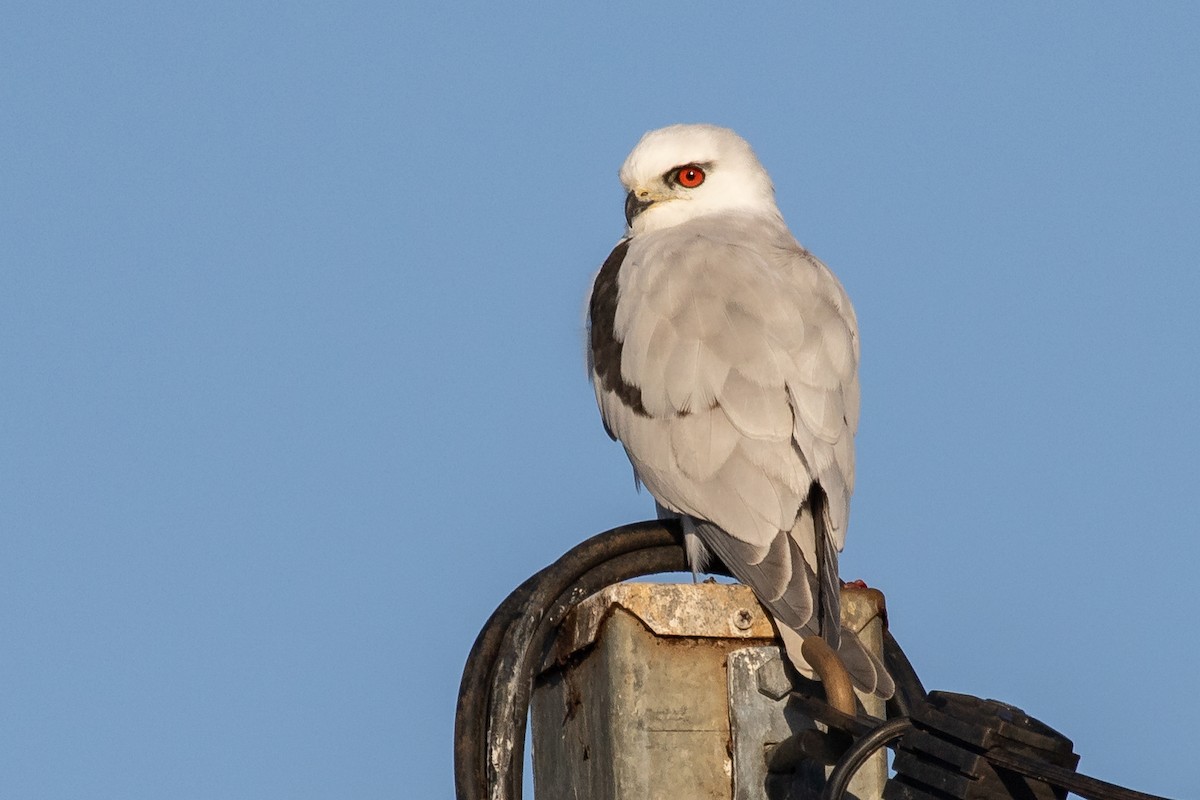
[531,581,888,800]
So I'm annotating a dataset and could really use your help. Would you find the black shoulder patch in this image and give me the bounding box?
[588,239,649,417]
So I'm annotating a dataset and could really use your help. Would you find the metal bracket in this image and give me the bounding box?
[728,646,827,800]
[729,646,890,800]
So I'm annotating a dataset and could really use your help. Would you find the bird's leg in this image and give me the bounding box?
[799,636,857,716]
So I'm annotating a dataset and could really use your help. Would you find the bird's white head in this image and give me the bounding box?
[618,124,781,236]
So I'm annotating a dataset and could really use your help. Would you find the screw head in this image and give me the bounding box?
[732,608,754,631]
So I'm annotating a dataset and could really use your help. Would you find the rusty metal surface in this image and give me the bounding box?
[533,606,768,800]
[559,582,774,651]
[841,584,888,634]
[544,580,889,671]
[533,581,891,800]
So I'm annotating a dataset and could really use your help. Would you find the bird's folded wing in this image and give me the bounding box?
[593,218,859,552]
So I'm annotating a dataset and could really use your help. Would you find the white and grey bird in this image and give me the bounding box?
[586,124,893,698]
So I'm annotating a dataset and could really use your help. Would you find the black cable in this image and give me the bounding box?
[493,545,698,799]
[787,690,877,740]
[455,520,716,800]
[985,748,1177,800]
[882,628,925,719]
[454,521,670,800]
[454,568,541,800]
[819,716,913,800]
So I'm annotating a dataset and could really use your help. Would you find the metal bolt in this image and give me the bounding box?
[732,608,754,631]
[756,655,792,701]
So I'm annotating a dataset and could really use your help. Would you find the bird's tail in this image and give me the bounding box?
[778,620,893,699]
[686,498,894,700]
[806,490,894,700]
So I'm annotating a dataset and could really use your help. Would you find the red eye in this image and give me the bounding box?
[675,165,705,188]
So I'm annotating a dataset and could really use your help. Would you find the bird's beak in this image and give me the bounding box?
[625,190,655,227]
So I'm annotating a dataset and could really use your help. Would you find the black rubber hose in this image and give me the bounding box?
[882,628,926,719]
[454,567,540,800]
[494,544,698,799]
[985,748,1177,800]
[820,716,913,800]
[455,520,699,800]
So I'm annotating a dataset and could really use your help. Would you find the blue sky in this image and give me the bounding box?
[3,3,1197,798]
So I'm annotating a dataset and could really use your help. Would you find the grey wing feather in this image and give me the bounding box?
[687,519,816,632]
[837,629,895,698]
[692,513,893,698]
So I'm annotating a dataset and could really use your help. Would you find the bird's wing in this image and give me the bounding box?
[589,215,887,695]
[591,215,859,552]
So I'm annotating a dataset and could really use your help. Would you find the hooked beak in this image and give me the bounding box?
[624,190,654,226]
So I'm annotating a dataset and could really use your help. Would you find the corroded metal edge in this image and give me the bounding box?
[541,581,888,670]
[841,585,888,635]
